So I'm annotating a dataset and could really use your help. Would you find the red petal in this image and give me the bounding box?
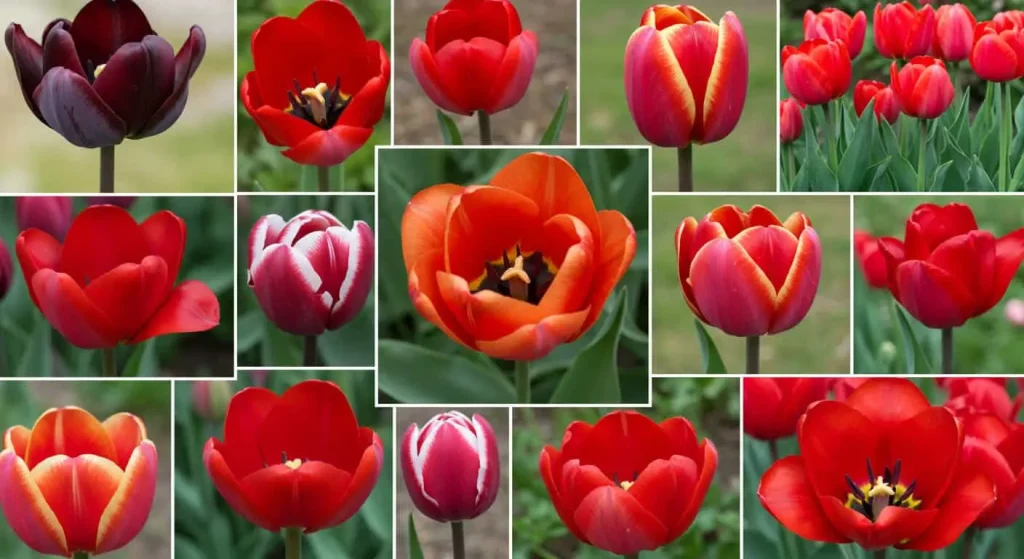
[743,378,786,440]
[94,441,157,553]
[900,460,996,550]
[401,184,462,274]
[628,455,697,530]
[758,455,847,543]
[410,38,468,115]
[658,416,700,461]
[34,67,126,147]
[101,413,146,470]
[203,439,269,529]
[416,419,483,521]
[0,451,67,555]
[733,226,798,293]
[539,446,586,542]
[251,243,330,336]
[928,230,996,314]
[92,36,176,135]
[886,407,960,505]
[130,280,219,343]
[485,31,537,113]
[624,26,696,147]
[433,38,506,113]
[844,378,932,427]
[239,462,352,533]
[962,436,1019,528]
[771,226,822,333]
[783,53,833,105]
[798,401,882,500]
[251,105,320,148]
[325,222,375,330]
[560,460,614,512]
[85,257,170,341]
[895,260,973,328]
[221,387,280,477]
[819,495,936,549]
[257,380,362,471]
[689,238,776,336]
[31,270,121,348]
[662,20,718,138]
[989,228,1024,310]
[24,407,118,469]
[905,202,979,257]
[295,1,376,92]
[700,12,748,143]
[14,228,61,308]
[281,125,374,167]
[320,429,383,530]
[60,205,147,287]
[251,16,338,110]
[140,210,186,284]
[574,486,669,555]
[4,426,30,457]
[673,439,717,536]
[575,411,674,483]
[32,454,123,552]
[334,42,390,129]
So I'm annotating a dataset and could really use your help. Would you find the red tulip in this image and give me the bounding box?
[0,408,157,556]
[743,378,829,441]
[625,5,748,148]
[241,0,390,167]
[932,4,976,61]
[878,203,1024,329]
[970,23,1024,82]
[401,153,635,361]
[0,239,11,302]
[960,415,1024,528]
[204,380,383,533]
[15,205,220,348]
[676,205,821,337]
[874,2,936,59]
[539,411,717,556]
[409,0,537,117]
[5,0,205,148]
[248,210,373,336]
[831,377,869,401]
[782,39,852,106]
[854,230,889,288]
[853,80,901,124]
[890,57,954,119]
[400,412,500,522]
[994,10,1024,31]
[15,197,73,241]
[759,379,996,551]
[779,98,804,144]
[940,378,1022,423]
[804,8,868,58]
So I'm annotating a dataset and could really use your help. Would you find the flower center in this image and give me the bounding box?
[284,73,351,129]
[844,459,920,521]
[469,244,557,304]
[284,458,302,470]
[612,471,639,491]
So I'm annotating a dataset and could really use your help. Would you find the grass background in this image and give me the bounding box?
[653,195,851,374]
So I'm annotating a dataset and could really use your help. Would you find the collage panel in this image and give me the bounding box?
[512,377,740,558]
[0,380,171,558]
[237,194,375,368]
[652,194,850,374]
[0,196,234,378]
[376,147,650,405]
[175,370,392,559]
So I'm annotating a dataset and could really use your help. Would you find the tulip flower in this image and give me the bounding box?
[15,206,220,361]
[804,8,867,58]
[932,4,976,62]
[400,412,500,523]
[539,410,717,556]
[994,10,1024,31]
[89,196,137,209]
[409,0,538,145]
[940,378,1021,422]
[831,377,868,401]
[970,23,1024,82]
[874,2,936,59]
[854,230,889,288]
[759,378,996,551]
[743,378,829,441]
[0,239,11,303]
[782,40,852,107]
[15,197,73,241]
[248,211,374,360]
[853,80,901,125]
[0,407,158,556]
[192,381,235,421]
[241,0,390,180]
[204,380,383,540]
[401,153,635,375]
[779,98,803,144]
[1006,299,1024,327]
[962,420,1024,529]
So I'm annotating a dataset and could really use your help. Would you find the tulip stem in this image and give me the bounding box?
[677,145,694,192]
[72,553,89,559]
[746,336,759,374]
[785,144,795,189]
[962,526,977,559]
[101,347,117,377]
[284,527,302,559]
[1001,82,1012,192]
[99,146,115,193]
[451,521,466,559]
[623,555,638,559]
[825,101,838,171]
[874,550,886,559]
[303,336,318,367]
[942,328,953,374]
[478,111,492,145]
[916,119,928,191]
[515,360,530,403]
[317,165,330,192]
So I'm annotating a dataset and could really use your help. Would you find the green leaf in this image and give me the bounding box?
[549,288,627,403]
[867,157,893,191]
[121,340,158,377]
[694,320,728,374]
[930,160,955,192]
[968,157,997,191]
[894,304,933,374]
[378,341,515,403]
[407,514,424,559]
[838,102,878,191]
[539,90,569,145]
[978,127,1001,177]
[803,131,838,191]
[16,315,52,377]
[436,110,463,145]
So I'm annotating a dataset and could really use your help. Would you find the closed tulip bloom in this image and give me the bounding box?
[624,5,748,148]
[241,0,390,167]
[939,378,1021,423]
[890,57,954,119]
[0,408,158,556]
[5,0,205,148]
[192,381,235,421]
[782,39,852,106]
[15,197,73,241]
[932,4,976,61]
[539,411,717,556]
[676,205,821,337]
[0,239,12,302]
[853,80,901,124]
[878,203,1024,329]
[831,377,868,401]
[743,378,829,441]
[409,0,537,117]
[779,98,803,144]
[759,379,996,551]
[400,412,500,522]
[402,153,635,361]
[970,23,1024,82]
[960,415,1024,528]
[994,10,1024,31]
[248,210,373,336]
[204,380,383,533]
[804,8,867,58]
[854,230,889,289]
[15,205,220,348]
[874,2,936,59]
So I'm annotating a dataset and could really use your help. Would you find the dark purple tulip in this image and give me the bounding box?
[15,197,73,241]
[88,196,137,209]
[0,237,11,302]
[5,0,206,148]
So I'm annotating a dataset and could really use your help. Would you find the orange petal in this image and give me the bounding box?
[675,217,699,279]
[408,249,477,349]
[476,307,590,360]
[95,440,157,553]
[401,183,462,274]
[102,413,147,470]
[624,25,696,148]
[689,238,775,336]
[436,271,553,341]
[31,454,123,552]
[782,211,812,237]
[748,205,784,228]
[4,426,30,456]
[443,185,541,281]
[706,205,748,236]
[733,226,799,293]
[579,211,637,336]
[533,214,597,316]
[701,12,749,143]
[0,450,67,555]
[25,407,118,470]
[770,227,822,334]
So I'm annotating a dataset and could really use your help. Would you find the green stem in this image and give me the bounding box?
[515,360,530,403]
[942,328,953,375]
[786,144,795,189]
[825,101,839,171]
[451,521,466,559]
[477,111,492,145]
[677,145,693,192]
[285,527,302,559]
[1001,82,1012,192]
[899,115,908,156]
[100,146,115,193]
[303,336,318,367]
[769,439,780,462]
[874,549,886,559]
[917,119,928,191]
[746,336,760,374]
[72,553,90,559]
[623,555,638,559]
[962,526,977,559]
[101,347,117,377]
[317,166,330,192]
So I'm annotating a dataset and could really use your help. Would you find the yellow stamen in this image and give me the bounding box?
[619,480,634,490]
[500,255,530,301]
[94,63,106,78]
[867,476,894,498]
[284,458,302,470]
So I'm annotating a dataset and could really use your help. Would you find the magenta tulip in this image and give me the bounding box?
[15,197,73,241]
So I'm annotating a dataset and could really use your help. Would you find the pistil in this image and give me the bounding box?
[500,254,531,301]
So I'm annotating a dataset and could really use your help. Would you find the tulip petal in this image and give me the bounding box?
[85,257,170,341]
[674,439,717,536]
[989,228,1024,310]
[4,426,30,456]
[70,0,154,69]
[442,185,541,281]
[770,227,822,334]
[95,441,157,553]
[895,260,973,329]
[700,13,749,143]
[30,269,122,348]
[130,280,219,343]
[92,36,176,135]
[0,451,68,555]
[60,205,148,288]
[25,407,118,469]
[904,203,979,260]
[409,38,468,115]
[743,378,786,440]
[759,455,847,543]
[219,387,279,476]
[689,238,775,336]
[539,446,587,542]
[675,217,707,322]
[240,462,352,533]
[326,222,375,330]
[658,417,700,459]
[576,411,674,483]
[203,440,268,528]
[408,250,477,349]
[963,436,1020,528]
[41,25,86,78]
[841,378,932,426]
[783,54,832,106]
[819,495,936,549]
[34,67,126,148]
[335,42,390,129]
[14,228,61,308]
[434,38,506,113]
[436,271,558,341]
[401,184,462,274]
[798,401,882,500]
[251,243,329,336]
[901,459,997,550]
[136,26,207,139]
[971,34,1019,82]
[5,23,45,121]
[928,231,996,315]
[628,455,697,529]
[625,26,696,147]
[580,210,636,335]
[908,65,953,118]
[486,31,538,113]
[574,486,669,555]
[887,407,961,505]
[101,413,146,470]
[532,215,596,316]
[560,460,615,511]
[474,306,589,360]
[248,214,287,275]
[141,210,187,284]
[296,0,375,91]
[258,380,362,471]
[282,125,375,167]
[322,429,384,530]
[416,420,483,521]
[32,454,122,552]
[251,16,336,111]
[733,226,799,293]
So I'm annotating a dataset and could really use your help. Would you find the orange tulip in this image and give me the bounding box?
[401,153,636,360]
[0,408,158,556]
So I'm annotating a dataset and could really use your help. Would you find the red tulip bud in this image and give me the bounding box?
[743,378,829,441]
[853,230,889,289]
[970,23,1024,82]
[994,10,1024,31]
[191,381,234,421]
[890,56,954,119]
[400,412,500,522]
[782,39,851,106]
[804,8,867,58]
[779,98,804,144]
[874,2,936,59]
[15,197,72,241]
[933,4,976,61]
[853,80,901,124]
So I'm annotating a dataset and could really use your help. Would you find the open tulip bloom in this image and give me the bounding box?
[5,0,205,193]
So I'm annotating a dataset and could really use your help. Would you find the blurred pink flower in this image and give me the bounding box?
[1004,298,1024,326]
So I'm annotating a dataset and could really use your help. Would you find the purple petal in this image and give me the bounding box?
[33,67,126,148]
[70,0,155,70]
[5,23,45,121]
[134,26,206,139]
[42,23,86,77]
[92,36,176,135]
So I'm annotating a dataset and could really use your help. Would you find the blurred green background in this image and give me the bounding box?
[854,196,1024,373]
[377,148,649,405]
[653,195,851,374]
[580,0,776,192]
[0,0,234,193]
[0,380,171,558]
[236,195,376,367]
[174,371,392,559]
[0,197,234,377]
[513,377,740,558]
[237,0,390,192]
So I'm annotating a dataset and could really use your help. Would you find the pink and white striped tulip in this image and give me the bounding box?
[400,411,500,523]
[248,210,374,336]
